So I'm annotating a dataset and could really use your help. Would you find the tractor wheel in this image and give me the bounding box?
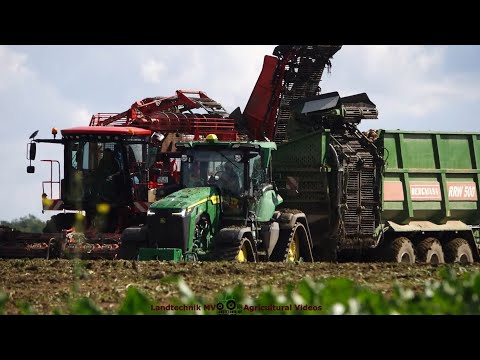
[383,237,415,264]
[236,238,256,263]
[118,243,139,260]
[416,237,444,264]
[212,237,257,262]
[118,226,148,260]
[444,238,474,264]
[270,222,312,262]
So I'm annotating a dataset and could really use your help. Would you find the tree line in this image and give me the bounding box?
[0,215,46,233]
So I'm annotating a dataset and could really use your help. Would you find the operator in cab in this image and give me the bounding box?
[218,162,240,195]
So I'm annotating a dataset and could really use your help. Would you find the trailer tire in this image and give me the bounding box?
[416,238,444,264]
[384,237,415,264]
[444,238,473,264]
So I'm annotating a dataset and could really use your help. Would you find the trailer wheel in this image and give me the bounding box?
[444,238,473,264]
[416,238,444,264]
[385,237,415,264]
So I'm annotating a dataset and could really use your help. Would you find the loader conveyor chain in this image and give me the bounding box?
[273,45,342,143]
[330,123,381,249]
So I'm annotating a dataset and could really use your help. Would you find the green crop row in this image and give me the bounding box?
[1,265,480,315]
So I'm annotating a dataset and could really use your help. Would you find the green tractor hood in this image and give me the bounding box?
[150,186,221,212]
[143,186,222,262]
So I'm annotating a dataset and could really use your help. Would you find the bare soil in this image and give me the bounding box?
[0,259,478,314]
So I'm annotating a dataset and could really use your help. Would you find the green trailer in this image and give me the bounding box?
[272,91,480,264]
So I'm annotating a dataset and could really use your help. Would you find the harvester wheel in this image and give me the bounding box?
[47,236,65,259]
[43,213,81,233]
[384,237,415,264]
[416,237,444,264]
[444,238,473,264]
[270,222,312,262]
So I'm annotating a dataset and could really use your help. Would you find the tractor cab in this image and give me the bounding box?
[176,134,280,221]
[130,135,287,261]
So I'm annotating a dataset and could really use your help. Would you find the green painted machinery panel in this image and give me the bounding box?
[379,130,480,225]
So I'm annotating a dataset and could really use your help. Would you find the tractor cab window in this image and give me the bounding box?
[182,149,245,216]
[181,150,244,196]
[181,150,245,216]
[249,154,266,191]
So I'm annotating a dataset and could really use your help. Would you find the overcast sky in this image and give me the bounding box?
[1,45,480,222]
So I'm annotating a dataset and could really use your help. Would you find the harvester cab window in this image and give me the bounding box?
[96,143,122,173]
[70,143,79,170]
[127,143,148,200]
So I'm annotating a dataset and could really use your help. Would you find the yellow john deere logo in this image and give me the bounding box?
[187,195,220,212]
[159,218,166,224]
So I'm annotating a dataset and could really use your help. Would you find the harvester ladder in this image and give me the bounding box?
[41,160,61,199]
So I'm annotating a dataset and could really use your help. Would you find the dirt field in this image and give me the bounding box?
[1,259,479,314]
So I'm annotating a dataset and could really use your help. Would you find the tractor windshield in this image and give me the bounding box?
[181,149,245,196]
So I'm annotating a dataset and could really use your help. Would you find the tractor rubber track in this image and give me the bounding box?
[211,238,246,262]
[269,226,298,261]
[270,223,314,262]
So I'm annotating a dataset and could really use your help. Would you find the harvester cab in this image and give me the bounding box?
[119,134,314,263]
[13,126,181,259]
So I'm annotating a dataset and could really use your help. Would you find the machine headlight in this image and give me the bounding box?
[147,209,156,216]
[171,209,186,217]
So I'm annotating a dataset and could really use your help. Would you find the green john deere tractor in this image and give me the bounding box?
[118,134,314,263]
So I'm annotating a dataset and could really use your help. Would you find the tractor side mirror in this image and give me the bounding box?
[28,142,37,160]
[27,165,35,173]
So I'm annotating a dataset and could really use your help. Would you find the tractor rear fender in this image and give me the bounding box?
[274,211,314,249]
[276,211,310,233]
[263,222,280,257]
[214,227,253,246]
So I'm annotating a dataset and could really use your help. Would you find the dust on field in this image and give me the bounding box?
[0,259,478,314]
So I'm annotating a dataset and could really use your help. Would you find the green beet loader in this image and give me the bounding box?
[119,134,314,262]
